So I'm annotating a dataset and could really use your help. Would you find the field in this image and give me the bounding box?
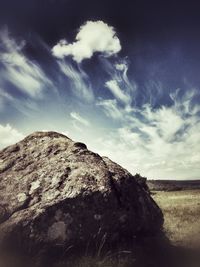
[54,188,200,267]
[152,189,200,248]
[1,185,200,267]
[55,188,200,267]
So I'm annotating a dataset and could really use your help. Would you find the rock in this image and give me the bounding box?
[0,131,163,254]
[134,173,150,194]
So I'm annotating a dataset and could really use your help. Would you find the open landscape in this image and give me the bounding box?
[39,181,200,267]
[152,188,200,248]
[1,1,200,266]
[39,184,200,267]
[148,179,200,247]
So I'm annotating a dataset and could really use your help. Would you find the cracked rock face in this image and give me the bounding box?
[0,132,163,251]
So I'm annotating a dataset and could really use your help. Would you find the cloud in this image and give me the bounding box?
[70,112,90,126]
[105,80,130,105]
[100,57,137,109]
[0,28,52,98]
[97,99,123,120]
[115,63,126,71]
[0,26,199,180]
[52,21,121,63]
[0,88,14,111]
[0,124,24,149]
[141,105,185,142]
[59,61,94,102]
[93,89,200,179]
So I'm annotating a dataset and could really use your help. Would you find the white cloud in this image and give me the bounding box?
[105,80,130,105]
[92,90,200,179]
[97,99,123,120]
[115,63,126,71]
[70,112,90,126]
[52,21,121,63]
[0,88,14,111]
[0,86,41,116]
[0,124,24,149]
[141,105,184,142]
[0,28,52,98]
[101,58,137,108]
[59,61,94,102]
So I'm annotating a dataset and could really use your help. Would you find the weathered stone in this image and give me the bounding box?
[0,131,163,253]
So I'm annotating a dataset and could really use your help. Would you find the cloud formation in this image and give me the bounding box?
[93,89,200,179]
[52,21,121,63]
[0,124,24,148]
[70,112,90,126]
[0,28,52,98]
[97,99,123,120]
[59,61,94,102]
[1,24,199,180]
[105,80,130,105]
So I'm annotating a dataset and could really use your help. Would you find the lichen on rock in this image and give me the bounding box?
[0,131,163,253]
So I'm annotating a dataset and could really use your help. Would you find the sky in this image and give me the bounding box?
[0,0,200,179]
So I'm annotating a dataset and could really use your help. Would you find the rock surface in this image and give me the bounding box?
[0,131,163,252]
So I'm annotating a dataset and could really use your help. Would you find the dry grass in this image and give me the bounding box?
[2,189,200,267]
[152,189,200,248]
[54,190,200,267]
[55,253,135,267]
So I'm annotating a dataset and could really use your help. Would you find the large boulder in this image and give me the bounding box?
[0,132,163,253]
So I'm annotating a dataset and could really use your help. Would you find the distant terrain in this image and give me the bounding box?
[147,179,200,191]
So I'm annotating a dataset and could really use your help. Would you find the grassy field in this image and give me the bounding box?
[55,189,200,267]
[54,189,200,267]
[1,189,200,267]
[152,189,200,248]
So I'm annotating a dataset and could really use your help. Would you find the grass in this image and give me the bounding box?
[55,253,135,267]
[152,189,200,248]
[2,189,200,267]
[54,188,200,267]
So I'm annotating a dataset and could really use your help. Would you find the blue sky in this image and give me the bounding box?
[0,1,200,179]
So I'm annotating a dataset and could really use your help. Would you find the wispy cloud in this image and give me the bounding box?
[101,57,137,93]
[58,61,94,102]
[70,112,90,126]
[115,60,136,92]
[52,21,121,63]
[100,57,137,109]
[0,88,13,111]
[0,28,52,98]
[0,85,41,117]
[105,80,131,105]
[0,23,199,180]
[97,99,123,120]
[93,89,200,179]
